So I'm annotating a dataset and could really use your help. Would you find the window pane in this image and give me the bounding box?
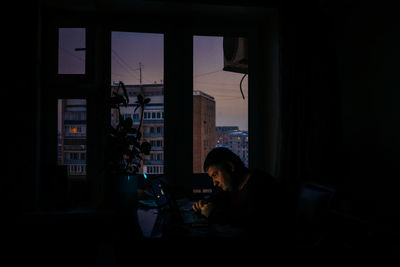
[111,32,164,175]
[193,36,248,176]
[58,99,87,179]
[58,28,86,74]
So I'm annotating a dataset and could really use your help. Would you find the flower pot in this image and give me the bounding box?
[113,174,139,210]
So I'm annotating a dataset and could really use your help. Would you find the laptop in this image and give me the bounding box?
[141,175,209,237]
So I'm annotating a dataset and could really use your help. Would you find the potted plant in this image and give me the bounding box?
[105,81,151,209]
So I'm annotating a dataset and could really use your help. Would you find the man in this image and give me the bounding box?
[193,147,287,240]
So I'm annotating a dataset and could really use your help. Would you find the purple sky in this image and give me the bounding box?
[58,28,86,74]
[193,35,248,131]
[59,30,248,130]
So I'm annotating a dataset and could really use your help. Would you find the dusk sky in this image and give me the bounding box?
[193,35,248,131]
[59,29,248,130]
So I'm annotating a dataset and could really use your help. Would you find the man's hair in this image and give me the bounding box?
[203,147,247,173]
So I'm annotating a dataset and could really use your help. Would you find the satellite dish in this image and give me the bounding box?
[223,37,248,74]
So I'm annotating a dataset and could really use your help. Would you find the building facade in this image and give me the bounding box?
[216,126,239,146]
[111,85,218,175]
[57,99,87,178]
[112,83,165,175]
[193,91,216,173]
[216,126,248,167]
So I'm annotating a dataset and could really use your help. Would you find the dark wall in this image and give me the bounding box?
[7,1,400,237]
[279,4,400,231]
[6,2,40,216]
[335,6,400,227]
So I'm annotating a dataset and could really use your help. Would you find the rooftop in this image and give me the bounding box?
[229,130,248,136]
[193,90,215,102]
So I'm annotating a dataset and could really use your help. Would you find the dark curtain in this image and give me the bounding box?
[278,7,343,191]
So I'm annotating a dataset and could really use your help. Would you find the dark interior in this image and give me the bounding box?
[5,0,400,264]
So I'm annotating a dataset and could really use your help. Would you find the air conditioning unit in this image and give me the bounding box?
[223,37,248,74]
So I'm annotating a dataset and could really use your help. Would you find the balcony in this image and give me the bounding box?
[144,160,164,165]
[144,132,164,138]
[63,139,87,146]
[63,159,86,164]
[143,119,164,124]
[150,146,163,151]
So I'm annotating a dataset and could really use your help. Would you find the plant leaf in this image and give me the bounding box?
[136,131,142,140]
[127,127,137,134]
[106,96,123,108]
[120,81,129,105]
[124,117,133,129]
[113,95,126,106]
[137,94,144,104]
[134,104,140,113]
[126,135,136,145]
[140,141,151,155]
[107,125,118,135]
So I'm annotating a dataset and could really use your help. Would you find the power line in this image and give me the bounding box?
[216,98,249,102]
[212,94,245,98]
[195,81,245,87]
[111,52,139,77]
[111,71,125,78]
[112,54,140,81]
[139,62,142,84]
[194,69,223,78]
[240,73,247,99]
[59,46,85,62]
[112,49,141,74]
[194,85,248,93]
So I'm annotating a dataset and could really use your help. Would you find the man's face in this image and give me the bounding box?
[207,164,234,192]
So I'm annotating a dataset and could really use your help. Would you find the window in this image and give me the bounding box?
[193,36,249,173]
[111,31,164,174]
[58,28,86,74]
[58,99,87,178]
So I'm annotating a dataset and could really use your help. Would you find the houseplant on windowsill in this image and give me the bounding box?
[106,81,151,210]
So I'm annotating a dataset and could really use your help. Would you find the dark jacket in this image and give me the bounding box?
[207,170,287,240]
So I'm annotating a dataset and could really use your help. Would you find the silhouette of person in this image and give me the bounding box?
[193,147,287,241]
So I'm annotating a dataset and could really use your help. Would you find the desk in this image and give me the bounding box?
[136,198,244,239]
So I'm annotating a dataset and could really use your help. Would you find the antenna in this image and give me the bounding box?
[139,62,143,84]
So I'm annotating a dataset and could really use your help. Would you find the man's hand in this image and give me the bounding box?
[192,199,214,218]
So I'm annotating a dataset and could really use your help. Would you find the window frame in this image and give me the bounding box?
[39,3,274,205]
